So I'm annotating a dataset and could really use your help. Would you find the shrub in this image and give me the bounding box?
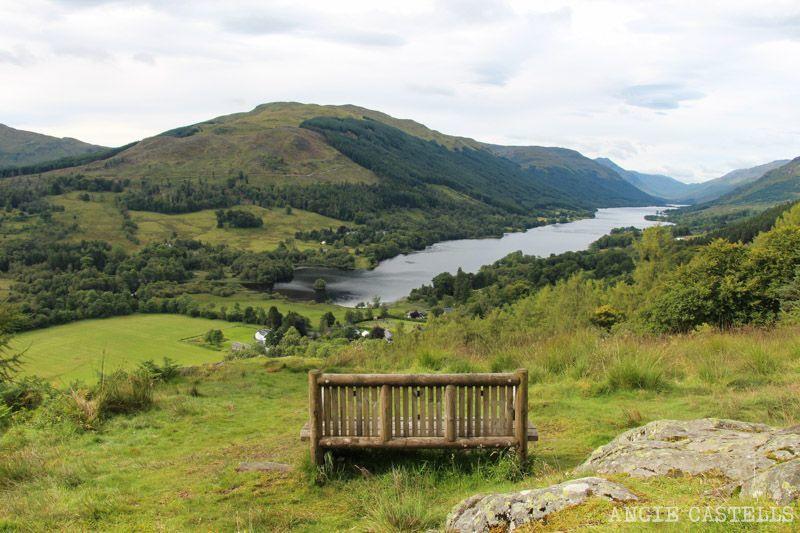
[0,376,54,411]
[598,352,668,393]
[489,353,518,373]
[741,346,780,377]
[93,370,154,417]
[362,469,438,533]
[138,357,180,382]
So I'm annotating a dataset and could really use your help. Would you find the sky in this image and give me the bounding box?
[1,0,798,182]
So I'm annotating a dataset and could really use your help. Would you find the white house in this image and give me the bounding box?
[254,328,272,343]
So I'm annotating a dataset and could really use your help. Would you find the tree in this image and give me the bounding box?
[313,278,327,292]
[204,329,224,346]
[0,306,22,384]
[266,306,283,329]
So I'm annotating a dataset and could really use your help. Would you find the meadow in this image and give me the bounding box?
[51,191,350,252]
[13,314,259,384]
[2,321,800,531]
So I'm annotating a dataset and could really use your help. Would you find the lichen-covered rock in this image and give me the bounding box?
[576,418,800,503]
[445,477,637,532]
[741,459,800,504]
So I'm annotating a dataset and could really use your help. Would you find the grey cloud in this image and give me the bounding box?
[320,30,405,47]
[133,52,155,65]
[0,46,35,66]
[407,84,455,97]
[473,62,516,86]
[221,14,301,36]
[619,83,704,110]
[220,13,404,47]
[435,0,513,24]
[470,8,571,86]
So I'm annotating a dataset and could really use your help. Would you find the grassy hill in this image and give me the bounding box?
[0,124,105,168]
[36,102,481,188]
[678,159,790,204]
[3,320,800,530]
[665,158,800,232]
[708,157,800,206]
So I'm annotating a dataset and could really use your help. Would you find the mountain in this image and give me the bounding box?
[704,157,800,206]
[17,102,659,210]
[678,160,789,204]
[594,157,690,201]
[487,145,660,207]
[0,123,106,168]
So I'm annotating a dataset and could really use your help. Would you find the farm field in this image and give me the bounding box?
[13,314,258,384]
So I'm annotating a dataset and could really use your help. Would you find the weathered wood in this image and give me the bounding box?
[301,420,538,442]
[504,385,514,435]
[306,371,536,464]
[515,368,528,462]
[444,384,456,442]
[330,385,339,436]
[393,386,401,438]
[322,385,331,436]
[308,370,323,465]
[319,373,520,386]
[380,384,391,443]
[318,436,517,449]
[465,385,473,437]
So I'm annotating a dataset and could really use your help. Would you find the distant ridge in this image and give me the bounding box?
[594,157,690,201]
[0,123,106,168]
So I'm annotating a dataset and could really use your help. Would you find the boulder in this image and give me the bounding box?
[445,477,637,532]
[741,459,800,504]
[576,418,800,502]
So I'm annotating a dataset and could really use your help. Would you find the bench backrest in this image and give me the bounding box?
[307,370,528,462]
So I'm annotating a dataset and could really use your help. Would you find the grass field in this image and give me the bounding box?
[50,191,350,253]
[13,315,259,384]
[131,204,348,252]
[3,324,800,530]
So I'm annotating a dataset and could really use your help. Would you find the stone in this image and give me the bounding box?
[576,418,800,503]
[741,459,800,504]
[445,477,637,532]
[235,461,294,473]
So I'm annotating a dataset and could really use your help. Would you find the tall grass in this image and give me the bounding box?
[361,468,438,532]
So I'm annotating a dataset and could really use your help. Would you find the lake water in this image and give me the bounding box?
[274,206,668,306]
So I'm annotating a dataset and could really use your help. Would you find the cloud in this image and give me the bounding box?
[0,46,35,66]
[133,52,155,65]
[619,83,705,110]
[1,0,798,181]
[407,84,455,97]
[220,14,302,35]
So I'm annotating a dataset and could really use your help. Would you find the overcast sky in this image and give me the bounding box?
[1,0,798,182]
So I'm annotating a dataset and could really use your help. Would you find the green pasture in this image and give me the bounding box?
[13,314,258,384]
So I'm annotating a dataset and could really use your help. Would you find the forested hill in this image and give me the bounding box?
[594,157,690,201]
[301,117,657,212]
[0,123,105,168]
[487,145,659,207]
[703,157,800,206]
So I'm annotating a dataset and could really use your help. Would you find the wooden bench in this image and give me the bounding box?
[302,370,536,465]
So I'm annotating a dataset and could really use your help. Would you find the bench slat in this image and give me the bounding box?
[300,420,539,442]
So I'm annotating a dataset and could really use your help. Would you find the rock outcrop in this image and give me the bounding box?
[577,418,800,501]
[740,458,800,504]
[445,477,637,532]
